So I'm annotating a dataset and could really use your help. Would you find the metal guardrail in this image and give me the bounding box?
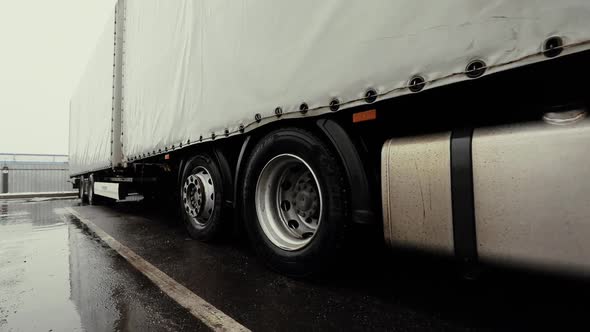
[0,153,68,163]
[0,154,71,194]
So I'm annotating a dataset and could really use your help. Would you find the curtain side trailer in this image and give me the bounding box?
[70,0,590,276]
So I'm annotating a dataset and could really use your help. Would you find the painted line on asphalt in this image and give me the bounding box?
[61,207,250,332]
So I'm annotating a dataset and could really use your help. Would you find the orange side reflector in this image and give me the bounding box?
[164,154,170,160]
[353,109,377,123]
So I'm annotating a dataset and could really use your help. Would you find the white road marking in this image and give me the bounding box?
[61,207,250,332]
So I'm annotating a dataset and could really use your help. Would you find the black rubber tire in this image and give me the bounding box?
[242,127,350,277]
[88,174,102,206]
[179,153,227,241]
[79,177,88,204]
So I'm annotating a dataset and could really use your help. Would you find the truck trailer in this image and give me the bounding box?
[70,0,590,277]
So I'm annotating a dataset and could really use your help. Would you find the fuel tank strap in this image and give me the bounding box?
[450,129,478,263]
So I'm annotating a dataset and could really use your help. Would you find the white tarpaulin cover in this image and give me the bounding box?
[121,0,590,160]
[69,12,115,176]
[71,0,590,173]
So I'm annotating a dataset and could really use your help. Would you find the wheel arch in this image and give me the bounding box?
[314,119,376,225]
[232,117,377,225]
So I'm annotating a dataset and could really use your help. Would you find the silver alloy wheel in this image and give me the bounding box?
[182,166,215,226]
[255,154,323,251]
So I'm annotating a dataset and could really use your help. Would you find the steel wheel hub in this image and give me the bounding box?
[182,166,215,226]
[255,154,323,251]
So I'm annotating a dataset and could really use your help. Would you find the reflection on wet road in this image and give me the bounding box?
[0,199,204,331]
[3,198,590,331]
[0,199,82,331]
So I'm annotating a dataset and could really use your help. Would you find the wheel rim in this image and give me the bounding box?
[255,154,323,251]
[182,166,215,227]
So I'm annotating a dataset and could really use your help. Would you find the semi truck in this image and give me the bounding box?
[70,0,590,277]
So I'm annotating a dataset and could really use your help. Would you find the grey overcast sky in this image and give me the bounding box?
[0,0,116,155]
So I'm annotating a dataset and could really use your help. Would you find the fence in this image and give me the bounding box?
[0,153,71,193]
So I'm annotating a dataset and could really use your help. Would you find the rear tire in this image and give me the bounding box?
[179,154,227,241]
[242,128,350,277]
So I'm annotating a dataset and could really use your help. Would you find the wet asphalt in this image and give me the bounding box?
[2,198,590,331]
[0,198,206,332]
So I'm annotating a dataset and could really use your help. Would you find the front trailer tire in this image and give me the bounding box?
[179,153,228,241]
[242,128,351,277]
[79,177,88,204]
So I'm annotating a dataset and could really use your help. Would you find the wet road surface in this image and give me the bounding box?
[0,198,206,331]
[2,198,590,331]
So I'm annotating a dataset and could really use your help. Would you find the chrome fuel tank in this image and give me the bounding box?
[382,110,590,273]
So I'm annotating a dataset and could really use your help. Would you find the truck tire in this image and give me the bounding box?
[242,128,350,277]
[88,174,102,205]
[179,154,227,241]
[79,177,88,204]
